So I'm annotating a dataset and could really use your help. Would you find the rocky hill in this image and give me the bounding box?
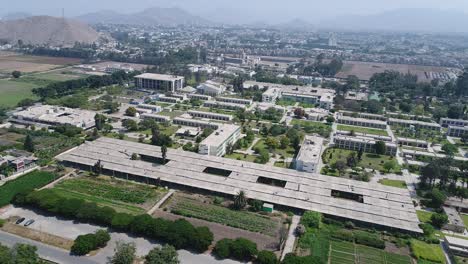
[0,16,101,46]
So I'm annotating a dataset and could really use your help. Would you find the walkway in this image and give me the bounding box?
[147,189,175,214]
[281,215,300,261]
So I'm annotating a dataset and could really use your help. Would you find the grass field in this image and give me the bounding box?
[224,153,257,162]
[416,210,435,224]
[31,71,85,82]
[410,239,445,264]
[254,138,296,159]
[378,179,407,189]
[0,79,39,107]
[291,119,332,137]
[323,148,399,172]
[329,240,412,264]
[337,124,388,136]
[53,176,166,215]
[167,195,281,236]
[461,214,468,229]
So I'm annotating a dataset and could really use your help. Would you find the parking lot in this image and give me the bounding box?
[0,206,240,264]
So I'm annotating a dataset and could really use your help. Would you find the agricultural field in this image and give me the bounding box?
[378,179,407,189]
[0,52,81,75]
[0,128,24,151]
[329,240,412,264]
[0,170,57,207]
[337,124,389,136]
[165,194,282,236]
[52,176,167,215]
[0,79,39,107]
[410,239,446,264]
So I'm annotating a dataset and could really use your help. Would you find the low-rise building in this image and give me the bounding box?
[216,97,253,106]
[187,94,212,101]
[445,236,468,257]
[295,135,324,173]
[203,101,246,111]
[156,95,181,104]
[339,111,387,121]
[172,117,220,130]
[333,135,397,156]
[442,206,466,233]
[134,73,184,92]
[388,118,441,131]
[11,105,96,130]
[199,124,241,156]
[440,118,468,128]
[135,104,162,113]
[337,116,387,129]
[141,113,171,123]
[197,81,226,96]
[262,87,281,103]
[397,137,429,149]
[448,126,468,138]
[188,110,233,121]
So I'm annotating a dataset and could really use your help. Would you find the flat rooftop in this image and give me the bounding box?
[338,116,388,126]
[135,73,184,81]
[57,137,422,234]
[200,124,240,146]
[296,135,324,164]
[12,105,95,128]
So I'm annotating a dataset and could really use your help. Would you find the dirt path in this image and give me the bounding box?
[152,210,279,251]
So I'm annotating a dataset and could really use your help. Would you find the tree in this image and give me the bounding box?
[10,243,43,263]
[24,134,35,152]
[12,71,21,78]
[442,143,458,156]
[17,98,35,108]
[71,234,97,255]
[431,213,449,228]
[125,107,137,117]
[357,148,364,161]
[122,119,138,131]
[430,189,447,209]
[456,70,468,96]
[294,108,305,118]
[161,145,168,163]
[95,114,106,131]
[92,160,103,175]
[301,211,322,228]
[234,190,247,210]
[213,239,232,259]
[332,160,347,176]
[461,133,468,144]
[230,238,258,262]
[280,136,290,149]
[265,137,279,150]
[374,141,386,155]
[145,245,179,264]
[383,160,397,173]
[346,152,358,168]
[255,250,278,264]
[107,241,136,264]
[326,116,335,124]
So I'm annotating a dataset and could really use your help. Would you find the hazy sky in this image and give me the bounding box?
[4,0,468,23]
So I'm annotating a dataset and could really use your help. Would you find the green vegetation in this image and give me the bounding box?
[0,79,39,107]
[71,229,110,255]
[169,196,280,236]
[337,124,388,136]
[410,239,445,264]
[329,240,412,264]
[462,214,468,229]
[291,119,332,137]
[0,170,57,207]
[224,153,257,162]
[378,179,407,189]
[417,210,435,224]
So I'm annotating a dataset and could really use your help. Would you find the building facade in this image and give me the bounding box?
[199,124,241,156]
[134,73,184,92]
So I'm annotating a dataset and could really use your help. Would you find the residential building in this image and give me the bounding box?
[134,73,184,92]
[141,113,171,123]
[188,110,233,121]
[11,105,96,130]
[199,124,241,156]
[333,135,397,156]
[295,135,324,173]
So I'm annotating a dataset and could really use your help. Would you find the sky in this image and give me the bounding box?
[3,0,468,24]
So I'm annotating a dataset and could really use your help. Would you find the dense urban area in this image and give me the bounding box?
[1,5,468,264]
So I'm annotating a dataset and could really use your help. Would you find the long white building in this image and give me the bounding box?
[134,73,184,92]
[295,135,324,173]
[199,124,241,156]
[188,110,233,121]
[333,135,397,156]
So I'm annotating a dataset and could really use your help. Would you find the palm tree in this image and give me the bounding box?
[233,190,247,210]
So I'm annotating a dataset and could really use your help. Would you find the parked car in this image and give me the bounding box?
[15,218,25,224]
[24,219,35,227]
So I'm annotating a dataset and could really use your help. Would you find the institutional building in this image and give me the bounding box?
[396,137,429,149]
[172,117,220,130]
[448,126,468,138]
[203,101,246,111]
[440,118,468,128]
[11,105,96,130]
[140,113,171,123]
[134,73,184,92]
[57,137,422,234]
[262,87,281,103]
[216,97,253,106]
[199,124,241,156]
[337,116,387,129]
[295,136,324,173]
[339,111,387,121]
[388,118,441,131]
[445,236,468,257]
[442,206,466,233]
[187,94,212,101]
[135,104,162,113]
[188,110,233,121]
[196,81,226,96]
[333,135,397,156]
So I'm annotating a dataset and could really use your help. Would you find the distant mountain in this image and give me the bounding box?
[320,8,468,33]
[273,18,316,31]
[1,12,32,21]
[77,7,210,26]
[0,16,102,46]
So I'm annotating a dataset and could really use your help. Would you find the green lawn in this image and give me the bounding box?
[254,138,296,159]
[410,239,445,264]
[416,210,435,224]
[0,79,39,107]
[337,124,388,136]
[378,179,407,189]
[323,148,399,172]
[461,214,468,229]
[32,72,85,82]
[224,153,257,162]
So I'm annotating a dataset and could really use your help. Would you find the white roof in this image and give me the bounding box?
[135,73,184,81]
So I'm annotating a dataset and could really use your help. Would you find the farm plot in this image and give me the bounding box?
[0,53,81,74]
[329,240,412,264]
[0,79,39,107]
[53,176,167,215]
[166,195,281,236]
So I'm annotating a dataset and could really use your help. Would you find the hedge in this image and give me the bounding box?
[213,238,258,262]
[15,189,214,253]
[354,230,385,249]
[255,250,278,264]
[331,229,354,242]
[71,229,110,255]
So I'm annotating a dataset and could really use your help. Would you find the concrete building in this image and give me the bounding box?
[188,110,233,122]
[135,104,162,113]
[448,126,468,138]
[134,73,184,92]
[386,112,433,122]
[262,88,281,103]
[199,124,241,156]
[197,81,226,96]
[442,206,466,233]
[11,105,95,130]
[187,94,212,101]
[339,111,387,121]
[445,236,468,257]
[333,135,397,156]
[440,118,468,128]
[388,118,441,131]
[141,113,171,123]
[216,97,253,106]
[397,137,429,149]
[203,101,246,111]
[295,136,324,173]
[57,137,422,234]
[337,116,387,129]
[336,130,392,142]
[156,95,181,104]
[172,117,220,130]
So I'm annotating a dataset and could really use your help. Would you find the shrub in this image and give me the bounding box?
[282,254,324,264]
[0,219,5,228]
[71,234,97,255]
[255,250,278,264]
[192,226,214,253]
[332,229,354,242]
[431,213,448,228]
[213,239,232,259]
[111,213,134,230]
[95,229,111,248]
[230,238,258,261]
[354,231,385,249]
[301,211,322,228]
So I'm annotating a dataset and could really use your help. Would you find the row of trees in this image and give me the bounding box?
[14,189,214,253]
[0,243,45,264]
